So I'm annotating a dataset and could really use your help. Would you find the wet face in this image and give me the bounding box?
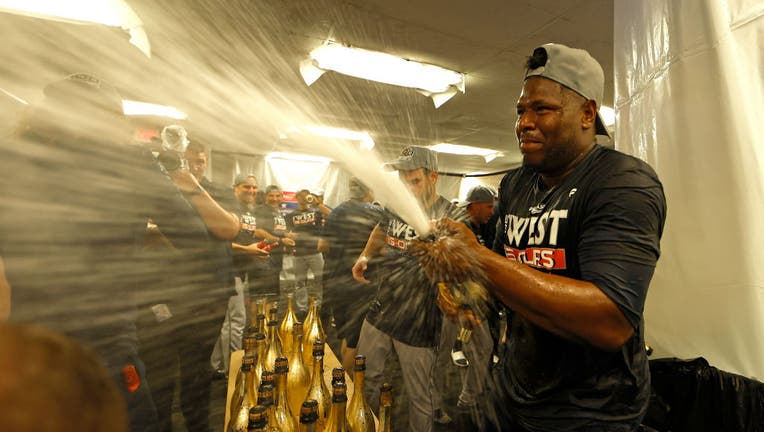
[399,168,438,207]
[184,150,207,180]
[265,190,282,209]
[515,77,595,176]
[234,181,257,206]
[468,201,495,225]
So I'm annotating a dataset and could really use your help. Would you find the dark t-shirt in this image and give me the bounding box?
[254,205,289,268]
[365,196,466,347]
[322,200,382,306]
[286,207,323,257]
[231,204,270,279]
[0,136,213,353]
[492,145,666,430]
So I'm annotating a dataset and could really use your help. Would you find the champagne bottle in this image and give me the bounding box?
[331,367,345,388]
[250,297,266,329]
[247,405,269,431]
[273,356,298,432]
[300,400,319,432]
[231,355,256,421]
[304,340,331,432]
[229,361,257,432]
[302,297,325,369]
[253,333,267,393]
[280,293,298,354]
[264,320,283,372]
[324,381,349,432]
[259,370,275,405]
[287,322,311,421]
[256,384,280,432]
[378,383,393,432]
[257,313,267,338]
[346,356,374,432]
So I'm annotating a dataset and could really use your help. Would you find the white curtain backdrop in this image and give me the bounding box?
[614,0,764,379]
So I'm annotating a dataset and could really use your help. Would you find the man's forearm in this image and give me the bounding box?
[359,224,385,259]
[477,247,634,351]
[186,190,239,240]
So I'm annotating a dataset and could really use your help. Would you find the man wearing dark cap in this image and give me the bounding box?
[352,146,465,431]
[438,44,667,431]
[319,177,381,373]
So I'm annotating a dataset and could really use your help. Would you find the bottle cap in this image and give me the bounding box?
[354,355,366,371]
[331,367,345,385]
[300,400,319,424]
[312,339,324,357]
[380,383,393,406]
[274,357,288,373]
[332,382,348,402]
[248,404,267,422]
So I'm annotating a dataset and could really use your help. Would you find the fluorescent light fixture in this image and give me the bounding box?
[430,143,504,163]
[265,152,332,165]
[122,100,188,120]
[599,106,615,126]
[300,41,465,108]
[284,125,375,150]
[0,0,151,57]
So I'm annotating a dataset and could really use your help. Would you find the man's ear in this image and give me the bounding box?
[581,99,598,131]
[430,170,439,183]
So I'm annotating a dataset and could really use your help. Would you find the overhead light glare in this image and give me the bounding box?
[301,41,465,108]
[0,87,28,105]
[430,143,504,163]
[284,125,375,150]
[122,100,187,120]
[0,0,151,57]
[265,152,331,165]
[599,106,616,126]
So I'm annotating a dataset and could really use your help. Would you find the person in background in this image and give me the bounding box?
[286,189,325,312]
[310,188,332,218]
[449,185,498,430]
[211,174,271,376]
[0,323,129,432]
[184,141,235,210]
[138,131,239,432]
[0,73,220,432]
[439,43,666,432]
[352,146,465,431]
[254,185,296,308]
[319,177,381,373]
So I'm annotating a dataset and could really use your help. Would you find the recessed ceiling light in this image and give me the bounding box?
[430,143,504,163]
[122,100,187,120]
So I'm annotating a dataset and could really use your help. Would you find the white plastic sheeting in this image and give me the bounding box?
[614,0,764,379]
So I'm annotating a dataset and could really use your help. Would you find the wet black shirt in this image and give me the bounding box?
[492,145,666,430]
[366,196,465,347]
[0,137,212,353]
[286,207,323,257]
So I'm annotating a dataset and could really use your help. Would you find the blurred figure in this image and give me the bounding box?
[211,174,272,376]
[0,323,128,432]
[352,146,466,431]
[319,177,381,373]
[287,189,326,312]
[184,141,235,210]
[138,139,239,430]
[0,73,219,432]
[254,185,295,308]
[310,188,332,218]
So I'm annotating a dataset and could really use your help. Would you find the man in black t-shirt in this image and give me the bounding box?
[439,44,666,432]
[319,177,381,373]
[253,185,295,306]
[286,189,325,312]
[352,146,465,432]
